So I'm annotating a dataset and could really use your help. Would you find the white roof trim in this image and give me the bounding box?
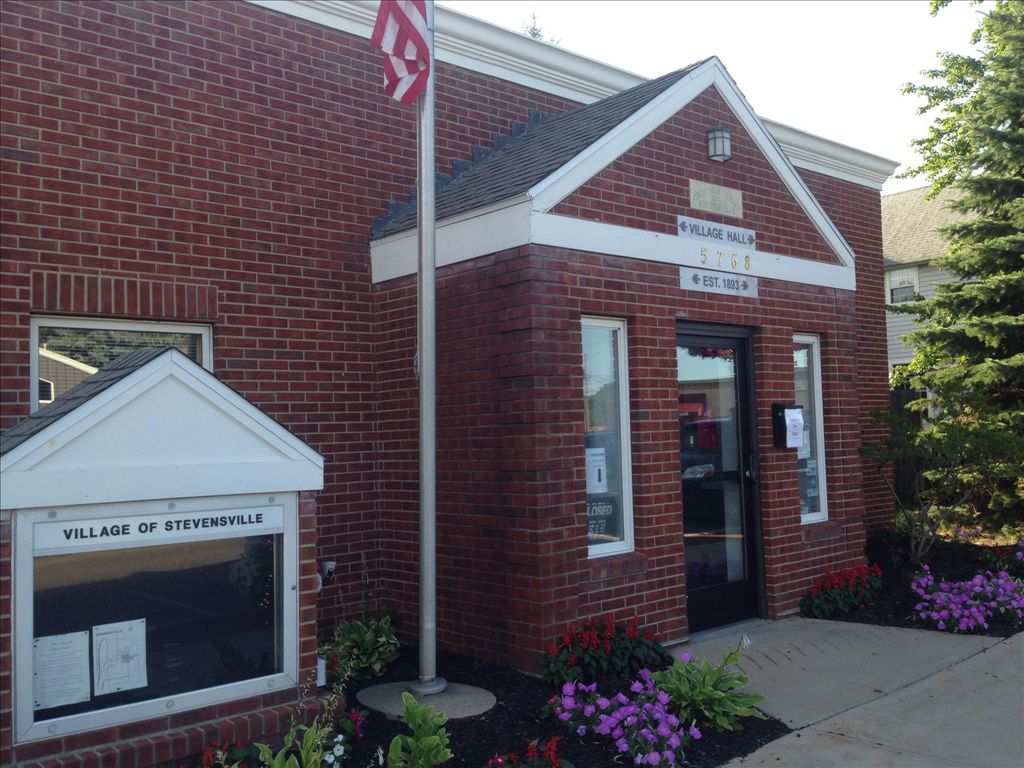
[370,205,855,291]
[250,1,897,188]
[247,0,640,102]
[1,350,324,509]
[39,347,99,375]
[530,58,855,270]
[371,57,859,283]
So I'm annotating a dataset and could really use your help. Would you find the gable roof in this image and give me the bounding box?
[1,346,172,457]
[376,64,706,238]
[882,186,964,267]
[1,347,323,508]
[371,57,862,291]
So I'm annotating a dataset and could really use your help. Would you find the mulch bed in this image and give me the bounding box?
[828,536,1024,639]
[342,647,788,767]
[341,536,1019,767]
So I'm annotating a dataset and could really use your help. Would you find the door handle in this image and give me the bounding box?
[744,454,759,481]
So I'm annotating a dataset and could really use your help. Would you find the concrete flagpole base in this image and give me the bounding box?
[357,681,496,720]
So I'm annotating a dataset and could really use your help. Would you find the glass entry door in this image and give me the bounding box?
[677,330,761,632]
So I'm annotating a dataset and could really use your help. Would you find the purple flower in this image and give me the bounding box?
[689,724,702,740]
[577,725,587,736]
[645,752,661,765]
[562,681,575,697]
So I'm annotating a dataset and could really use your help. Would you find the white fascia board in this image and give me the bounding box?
[1,463,321,510]
[370,198,532,283]
[528,59,719,212]
[246,1,639,103]
[709,65,857,270]
[1,351,324,508]
[370,206,854,291]
[764,119,899,190]
[532,214,855,291]
[250,3,898,189]
[528,57,857,274]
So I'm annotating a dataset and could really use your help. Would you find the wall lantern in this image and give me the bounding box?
[707,126,732,162]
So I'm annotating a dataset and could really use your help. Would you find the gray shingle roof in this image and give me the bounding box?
[0,346,175,457]
[882,186,965,267]
[373,62,708,239]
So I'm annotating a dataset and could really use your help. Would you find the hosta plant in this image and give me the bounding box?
[650,647,766,733]
[322,615,400,679]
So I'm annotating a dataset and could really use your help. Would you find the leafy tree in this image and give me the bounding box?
[893,0,1024,528]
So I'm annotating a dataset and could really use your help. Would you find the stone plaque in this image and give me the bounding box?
[689,179,743,219]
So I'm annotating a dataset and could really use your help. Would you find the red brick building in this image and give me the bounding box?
[0,1,896,765]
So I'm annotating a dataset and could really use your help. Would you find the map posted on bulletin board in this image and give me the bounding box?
[93,619,148,696]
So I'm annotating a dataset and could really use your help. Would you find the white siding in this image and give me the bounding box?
[886,263,951,368]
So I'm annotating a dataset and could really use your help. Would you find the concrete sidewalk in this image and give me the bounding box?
[676,619,1023,768]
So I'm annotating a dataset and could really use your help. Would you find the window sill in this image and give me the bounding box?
[801,520,842,543]
[588,551,647,582]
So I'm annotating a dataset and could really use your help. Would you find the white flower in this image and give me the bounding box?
[324,754,335,765]
[333,744,344,756]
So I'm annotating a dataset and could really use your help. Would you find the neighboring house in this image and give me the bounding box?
[0,1,897,765]
[36,348,98,406]
[881,186,964,371]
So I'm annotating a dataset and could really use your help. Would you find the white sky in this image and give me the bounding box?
[439,0,989,194]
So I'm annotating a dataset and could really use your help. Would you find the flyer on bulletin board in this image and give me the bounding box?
[34,631,91,710]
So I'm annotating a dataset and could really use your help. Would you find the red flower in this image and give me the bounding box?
[526,740,539,759]
[202,747,215,768]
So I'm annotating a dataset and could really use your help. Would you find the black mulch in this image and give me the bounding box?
[340,537,1020,767]
[340,647,788,768]
[828,536,1024,639]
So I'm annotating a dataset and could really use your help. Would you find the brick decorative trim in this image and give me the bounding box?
[31,271,218,322]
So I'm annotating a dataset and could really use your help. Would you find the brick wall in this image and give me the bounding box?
[0,0,577,764]
[1,0,892,763]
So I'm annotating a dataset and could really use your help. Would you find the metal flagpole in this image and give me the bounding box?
[409,0,446,696]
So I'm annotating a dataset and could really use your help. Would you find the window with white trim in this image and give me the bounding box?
[31,317,212,411]
[887,267,918,304]
[15,493,298,743]
[794,335,828,523]
[581,317,634,557]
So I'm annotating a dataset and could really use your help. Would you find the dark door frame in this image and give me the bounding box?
[677,321,767,628]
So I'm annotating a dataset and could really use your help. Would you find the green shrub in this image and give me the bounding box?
[650,647,766,732]
[387,692,453,768]
[321,615,400,680]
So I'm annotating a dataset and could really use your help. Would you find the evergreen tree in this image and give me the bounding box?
[895,0,1023,522]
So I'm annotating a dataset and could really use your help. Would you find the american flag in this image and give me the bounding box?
[371,0,431,105]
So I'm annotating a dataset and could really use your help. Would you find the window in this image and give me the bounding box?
[31,317,212,411]
[887,267,917,304]
[14,493,298,743]
[794,335,828,523]
[581,317,634,557]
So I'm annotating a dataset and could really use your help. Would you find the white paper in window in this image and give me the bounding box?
[34,631,91,710]
[798,429,812,459]
[785,408,804,448]
[585,448,608,493]
[93,619,148,696]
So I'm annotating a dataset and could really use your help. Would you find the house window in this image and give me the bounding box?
[794,335,828,523]
[887,267,917,304]
[581,317,634,557]
[30,317,212,411]
[14,493,298,743]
